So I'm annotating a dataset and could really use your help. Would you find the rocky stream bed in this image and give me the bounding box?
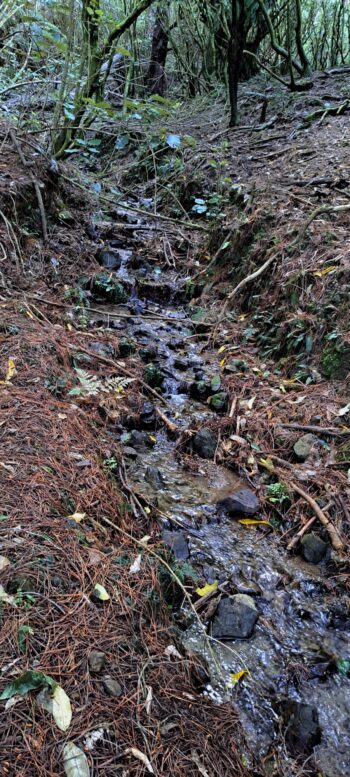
[81,207,350,777]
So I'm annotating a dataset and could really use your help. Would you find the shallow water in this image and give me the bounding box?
[96,227,350,777]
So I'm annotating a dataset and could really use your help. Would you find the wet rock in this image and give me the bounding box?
[281,700,321,753]
[211,594,259,640]
[139,402,156,430]
[192,428,217,459]
[217,488,260,517]
[190,379,211,400]
[123,430,153,450]
[139,345,157,363]
[174,357,189,371]
[162,530,189,560]
[123,446,138,459]
[224,358,247,374]
[88,650,106,673]
[294,433,317,461]
[143,364,164,388]
[102,676,122,697]
[144,466,165,489]
[89,273,128,304]
[97,249,121,271]
[118,338,136,357]
[209,392,228,412]
[301,533,329,564]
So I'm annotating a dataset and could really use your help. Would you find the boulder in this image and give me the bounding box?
[211,594,259,640]
[301,533,329,564]
[192,428,217,459]
[294,433,317,461]
[217,488,260,517]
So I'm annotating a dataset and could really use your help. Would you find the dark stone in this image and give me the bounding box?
[294,433,317,461]
[190,379,211,400]
[88,650,106,673]
[209,392,228,412]
[281,700,321,753]
[97,249,121,271]
[143,364,164,388]
[139,402,156,430]
[162,530,189,560]
[224,358,247,374]
[139,345,157,363]
[126,430,153,450]
[192,428,217,459]
[119,338,136,357]
[301,533,329,564]
[217,488,260,517]
[144,466,165,489]
[211,594,259,640]
[174,357,189,371]
[123,446,138,459]
[102,676,122,697]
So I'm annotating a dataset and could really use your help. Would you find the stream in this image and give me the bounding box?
[87,208,350,777]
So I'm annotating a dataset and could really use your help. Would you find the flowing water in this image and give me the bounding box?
[89,213,350,777]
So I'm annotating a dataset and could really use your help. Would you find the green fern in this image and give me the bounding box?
[68,368,134,397]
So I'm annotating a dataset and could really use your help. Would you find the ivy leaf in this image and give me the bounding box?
[0,670,57,700]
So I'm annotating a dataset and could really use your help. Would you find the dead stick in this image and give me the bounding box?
[290,482,343,550]
[156,407,179,435]
[287,500,333,551]
[280,423,350,437]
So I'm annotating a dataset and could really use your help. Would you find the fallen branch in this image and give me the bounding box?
[156,407,179,435]
[216,252,278,321]
[290,203,350,247]
[289,482,343,550]
[280,423,350,437]
[287,500,334,551]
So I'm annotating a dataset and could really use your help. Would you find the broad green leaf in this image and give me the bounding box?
[37,685,72,731]
[196,581,218,597]
[0,670,57,700]
[63,742,90,777]
[337,659,350,676]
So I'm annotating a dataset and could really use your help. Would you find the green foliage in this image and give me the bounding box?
[0,670,57,699]
[266,482,290,506]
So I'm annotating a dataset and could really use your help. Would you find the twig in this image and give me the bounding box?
[280,423,350,437]
[287,500,333,550]
[289,482,343,550]
[156,407,179,435]
[216,252,278,321]
[290,203,350,247]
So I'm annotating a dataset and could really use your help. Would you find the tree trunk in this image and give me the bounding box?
[228,0,246,127]
[146,5,168,96]
[294,0,311,76]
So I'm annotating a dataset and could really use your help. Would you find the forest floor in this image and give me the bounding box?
[0,70,349,777]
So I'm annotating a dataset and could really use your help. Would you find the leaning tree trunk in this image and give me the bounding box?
[228,0,246,127]
[146,5,169,95]
[295,0,311,76]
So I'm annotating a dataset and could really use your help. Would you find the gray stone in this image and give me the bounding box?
[217,488,260,517]
[294,433,317,461]
[193,428,217,459]
[174,357,189,371]
[301,533,328,564]
[211,594,259,639]
[102,676,122,697]
[162,530,189,560]
[88,651,106,674]
[123,446,138,459]
[281,700,321,752]
[97,249,121,271]
[144,466,165,489]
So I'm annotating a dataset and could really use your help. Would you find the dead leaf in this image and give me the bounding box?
[164,645,182,659]
[0,555,10,571]
[238,519,272,527]
[196,581,218,597]
[125,747,154,774]
[227,669,249,688]
[129,554,142,574]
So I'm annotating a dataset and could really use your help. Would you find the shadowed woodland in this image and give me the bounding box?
[0,2,349,776]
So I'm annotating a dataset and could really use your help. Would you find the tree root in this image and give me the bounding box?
[290,482,343,551]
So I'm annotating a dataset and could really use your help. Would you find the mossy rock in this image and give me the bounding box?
[119,338,136,357]
[89,273,128,304]
[143,363,164,388]
[321,341,350,379]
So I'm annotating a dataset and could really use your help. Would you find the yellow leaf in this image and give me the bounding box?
[238,314,247,321]
[149,435,157,443]
[227,669,249,688]
[67,323,73,331]
[219,358,226,367]
[196,581,218,597]
[217,345,226,354]
[313,265,336,277]
[6,358,15,382]
[238,518,272,527]
[144,507,151,515]
[92,583,110,601]
[26,309,34,319]
[259,457,275,473]
[68,512,86,523]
